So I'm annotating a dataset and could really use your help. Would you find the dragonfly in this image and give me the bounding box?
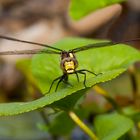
[0,35,139,93]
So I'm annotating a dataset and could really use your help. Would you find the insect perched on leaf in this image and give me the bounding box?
[0,35,139,93]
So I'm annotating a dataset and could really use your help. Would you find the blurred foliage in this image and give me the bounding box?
[0,0,140,139]
[69,0,125,20]
[48,109,89,135]
[94,113,134,140]
[0,111,49,139]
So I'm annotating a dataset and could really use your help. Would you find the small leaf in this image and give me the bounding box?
[69,0,125,20]
[94,113,134,140]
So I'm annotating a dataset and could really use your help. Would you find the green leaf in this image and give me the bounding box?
[0,69,124,116]
[49,111,75,135]
[49,109,88,135]
[94,113,134,140]
[32,37,140,94]
[16,59,37,85]
[69,0,125,20]
[123,106,140,122]
[50,88,87,110]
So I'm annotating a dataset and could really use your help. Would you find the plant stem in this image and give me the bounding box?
[93,85,122,113]
[128,66,140,107]
[39,109,50,125]
[39,109,58,140]
[68,111,98,140]
[93,85,109,96]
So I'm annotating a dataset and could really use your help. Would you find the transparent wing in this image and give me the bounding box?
[0,49,60,55]
[72,41,113,53]
[0,35,62,52]
[72,38,140,53]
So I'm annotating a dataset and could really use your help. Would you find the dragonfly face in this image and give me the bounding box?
[60,51,78,74]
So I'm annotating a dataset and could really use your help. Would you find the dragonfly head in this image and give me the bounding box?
[60,51,78,74]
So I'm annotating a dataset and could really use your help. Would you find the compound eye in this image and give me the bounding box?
[61,51,68,59]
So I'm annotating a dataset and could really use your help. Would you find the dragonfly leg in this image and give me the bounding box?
[62,75,73,87]
[63,80,72,87]
[76,69,100,76]
[47,75,64,93]
[55,74,67,92]
[75,71,80,82]
[76,69,102,88]
[77,71,87,88]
